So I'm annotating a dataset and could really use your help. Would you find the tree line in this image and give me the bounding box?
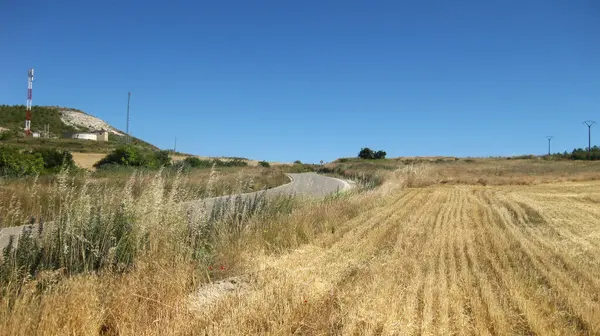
[548,146,600,161]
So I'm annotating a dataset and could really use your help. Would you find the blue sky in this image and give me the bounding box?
[1,1,599,163]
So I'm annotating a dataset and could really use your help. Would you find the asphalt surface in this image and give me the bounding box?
[0,173,353,254]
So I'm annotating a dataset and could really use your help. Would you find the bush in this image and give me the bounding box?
[358,148,387,160]
[374,150,387,159]
[0,147,45,177]
[149,150,172,168]
[183,157,212,168]
[174,157,249,171]
[258,161,271,168]
[94,146,172,169]
[570,147,600,161]
[358,148,375,159]
[217,158,248,167]
[0,130,18,141]
[31,148,75,172]
[294,160,302,164]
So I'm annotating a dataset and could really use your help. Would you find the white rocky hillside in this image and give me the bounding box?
[58,107,124,135]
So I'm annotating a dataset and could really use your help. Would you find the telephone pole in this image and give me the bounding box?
[174,136,177,152]
[126,92,131,144]
[583,120,596,156]
[546,136,553,156]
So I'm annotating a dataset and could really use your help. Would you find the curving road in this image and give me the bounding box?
[0,173,353,254]
[183,172,353,216]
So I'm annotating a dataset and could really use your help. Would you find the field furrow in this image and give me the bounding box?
[182,181,600,335]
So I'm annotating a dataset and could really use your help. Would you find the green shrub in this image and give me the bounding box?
[94,146,172,169]
[258,161,271,168]
[183,157,212,168]
[374,150,387,159]
[294,160,302,164]
[31,148,75,172]
[570,147,600,161]
[95,146,144,168]
[358,148,387,160]
[0,147,45,177]
[218,158,248,167]
[358,148,374,159]
[149,150,172,168]
[174,157,249,171]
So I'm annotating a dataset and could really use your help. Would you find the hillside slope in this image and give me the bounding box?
[0,105,157,151]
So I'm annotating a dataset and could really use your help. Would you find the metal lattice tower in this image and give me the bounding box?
[25,68,34,134]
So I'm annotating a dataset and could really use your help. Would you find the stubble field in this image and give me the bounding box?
[1,159,600,335]
[199,181,600,335]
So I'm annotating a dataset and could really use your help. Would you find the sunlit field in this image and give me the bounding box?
[1,159,600,335]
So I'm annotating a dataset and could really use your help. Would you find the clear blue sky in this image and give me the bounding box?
[1,1,599,163]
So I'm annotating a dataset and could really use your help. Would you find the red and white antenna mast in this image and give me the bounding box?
[25,68,34,135]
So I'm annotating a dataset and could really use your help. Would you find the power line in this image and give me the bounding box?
[546,136,553,156]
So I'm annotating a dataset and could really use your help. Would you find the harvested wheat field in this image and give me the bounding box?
[71,152,107,170]
[192,181,600,335]
[2,165,600,335]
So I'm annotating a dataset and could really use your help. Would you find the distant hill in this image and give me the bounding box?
[0,105,157,152]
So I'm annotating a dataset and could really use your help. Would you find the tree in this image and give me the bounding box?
[359,148,387,160]
[358,148,375,159]
[258,161,270,168]
[374,150,387,159]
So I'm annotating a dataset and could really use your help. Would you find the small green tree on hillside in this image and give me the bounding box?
[358,148,387,160]
[358,148,375,159]
[374,150,387,159]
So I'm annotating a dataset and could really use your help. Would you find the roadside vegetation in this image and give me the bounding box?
[0,145,289,229]
[0,147,76,177]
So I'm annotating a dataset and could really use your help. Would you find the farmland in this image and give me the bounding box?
[1,159,600,335]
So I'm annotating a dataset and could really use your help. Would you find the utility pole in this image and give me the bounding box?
[583,120,596,157]
[546,136,553,156]
[126,92,131,145]
[174,136,177,152]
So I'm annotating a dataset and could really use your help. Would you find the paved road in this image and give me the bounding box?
[0,173,353,253]
[182,172,353,220]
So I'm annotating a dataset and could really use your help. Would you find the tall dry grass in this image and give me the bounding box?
[2,162,600,335]
[0,165,373,335]
[0,166,288,228]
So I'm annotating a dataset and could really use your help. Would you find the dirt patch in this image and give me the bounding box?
[71,152,106,170]
[188,276,250,311]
